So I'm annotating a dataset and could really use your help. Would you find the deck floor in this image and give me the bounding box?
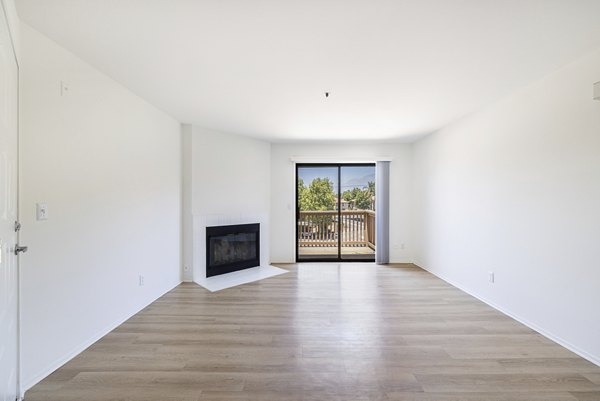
[298,246,375,256]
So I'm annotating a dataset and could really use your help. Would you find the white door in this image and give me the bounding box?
[0,3,19,400]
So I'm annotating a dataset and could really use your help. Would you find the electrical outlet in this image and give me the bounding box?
[139,275,145,286]
[36,203,49,220]
[489,271,495,283]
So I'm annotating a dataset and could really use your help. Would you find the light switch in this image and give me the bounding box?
[36,203,49,220]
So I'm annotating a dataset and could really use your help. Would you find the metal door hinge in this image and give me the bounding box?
[14,245,28,255]
[14,221,21,232]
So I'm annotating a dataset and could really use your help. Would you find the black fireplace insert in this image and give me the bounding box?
[206,223,260,277]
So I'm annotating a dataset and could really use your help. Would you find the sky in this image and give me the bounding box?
[298,166,375,194]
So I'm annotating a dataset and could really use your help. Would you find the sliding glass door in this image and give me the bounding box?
[296,164,376,262]
[296,165,339,260]
[339,166,376,260]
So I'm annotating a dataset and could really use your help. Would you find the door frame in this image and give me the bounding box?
[1,1,21,398]
[295,163,375,263]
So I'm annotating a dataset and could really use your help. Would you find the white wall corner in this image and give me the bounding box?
[1,0,20,61]
[181,124,194,281]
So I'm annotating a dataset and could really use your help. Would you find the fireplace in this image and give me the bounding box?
[206,223,260,277]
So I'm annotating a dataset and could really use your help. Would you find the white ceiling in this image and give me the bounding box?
[16,0,600,142]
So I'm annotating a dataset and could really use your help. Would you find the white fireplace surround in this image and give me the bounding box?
[193,213,286,291]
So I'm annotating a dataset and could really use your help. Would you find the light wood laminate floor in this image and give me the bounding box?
[26,263,600,401]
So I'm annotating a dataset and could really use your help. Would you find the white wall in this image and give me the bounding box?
[19,24,182,389]
[182,126,271,281]
[270,143,413,263]
[413,48,600,365]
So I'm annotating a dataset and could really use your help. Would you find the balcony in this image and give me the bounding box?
[298,210,375,258]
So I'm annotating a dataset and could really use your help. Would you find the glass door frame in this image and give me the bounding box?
[295,163,376,263]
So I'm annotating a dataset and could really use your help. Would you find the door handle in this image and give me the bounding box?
[14,245,28,255]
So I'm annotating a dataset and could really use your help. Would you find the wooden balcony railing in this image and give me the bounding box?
[298,210,375,249]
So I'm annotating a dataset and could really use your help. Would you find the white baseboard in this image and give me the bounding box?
[23,280,182,391]
[416,263,600,367]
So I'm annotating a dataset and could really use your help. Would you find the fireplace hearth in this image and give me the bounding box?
[206,223,260,277]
